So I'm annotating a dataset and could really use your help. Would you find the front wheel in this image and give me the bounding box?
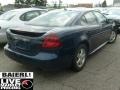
[108,30,117,43]
[72,44,87,72]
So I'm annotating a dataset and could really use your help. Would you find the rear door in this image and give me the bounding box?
[93,11,112,43]
[79,12,103,51]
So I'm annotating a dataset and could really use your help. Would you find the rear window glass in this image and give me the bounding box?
[28,10,78,27]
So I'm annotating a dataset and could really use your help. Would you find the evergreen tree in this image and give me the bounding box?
[15,0,47,6]
[102,0,107,7]
[53,1,57,8]
[58,0,62,8]
[0,3,2,11]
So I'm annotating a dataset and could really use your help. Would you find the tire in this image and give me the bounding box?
[108,30,117,44]
[72,44,87,72]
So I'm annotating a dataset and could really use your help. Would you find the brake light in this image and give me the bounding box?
[42,34,62,49]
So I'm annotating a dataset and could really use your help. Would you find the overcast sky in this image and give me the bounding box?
[0,0,113,6]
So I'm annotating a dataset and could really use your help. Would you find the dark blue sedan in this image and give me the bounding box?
[4,8,117,72]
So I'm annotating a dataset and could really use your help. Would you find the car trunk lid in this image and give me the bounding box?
[7,25,55,55]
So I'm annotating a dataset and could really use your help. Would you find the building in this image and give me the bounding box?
[113,0,120,6]
[69,3,93,8]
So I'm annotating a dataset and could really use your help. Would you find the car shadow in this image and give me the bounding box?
[87,44,108,61]
[0,43,6,50]
[18,64,77,81]
[35,44,113,79]
[30,45,111,82]
[16,44,110,77]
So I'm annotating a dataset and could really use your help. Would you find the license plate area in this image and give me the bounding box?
[15,40,30,50]
[13,36,31,51]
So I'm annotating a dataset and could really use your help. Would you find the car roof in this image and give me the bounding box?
[10,8,47,12]
[109,7,120,9]
[63,8,97,13]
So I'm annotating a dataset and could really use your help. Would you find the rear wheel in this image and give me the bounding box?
[72,44,87,72]
[108,30,117,43]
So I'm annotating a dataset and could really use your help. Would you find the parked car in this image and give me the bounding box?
[103,8,120,33]
[93,7,109,13]
[4,8,117,72]
[0,8,47,43]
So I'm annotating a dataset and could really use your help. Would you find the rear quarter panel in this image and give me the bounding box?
[47,26,90,54]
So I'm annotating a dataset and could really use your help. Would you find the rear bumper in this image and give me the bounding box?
[4,45,72,71]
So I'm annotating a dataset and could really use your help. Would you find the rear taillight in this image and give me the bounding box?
[42,34,62,49]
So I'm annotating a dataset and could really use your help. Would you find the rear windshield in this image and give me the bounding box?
[0,11,18,20]
[28,10,78,27]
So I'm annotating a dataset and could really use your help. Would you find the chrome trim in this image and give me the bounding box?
[89,42,108,55]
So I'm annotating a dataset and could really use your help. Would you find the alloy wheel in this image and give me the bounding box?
[109,31,116,43]
[76,48,86,68]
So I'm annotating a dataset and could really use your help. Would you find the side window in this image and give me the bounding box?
[20,11,41,21]
[75,15,87,26]
[80,16,87,25]
[84,12,98,25]
[94,12,106,23]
